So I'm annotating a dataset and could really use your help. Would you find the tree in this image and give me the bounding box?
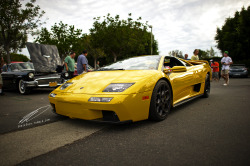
[90,13,159,62]
[35,21,83,61]
[0,0,45,63]
[10,53,29,62]
[215,6,250,62]
[198,49,209,59]
[207,47,217,57]
[168,50,183,58]
[73,34,106,69]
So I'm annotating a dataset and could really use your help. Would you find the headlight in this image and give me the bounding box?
[103,83,134,92]
[88,97,113,102]
[60,82,73,90]
[28,73,34,79]
[65,72,69,77]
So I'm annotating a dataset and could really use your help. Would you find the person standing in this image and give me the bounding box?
[77,50,88,74]
[64,51,76,79]
[184,54,189,60]
[96,61,100,69]
[191,49,199,60]
[211,60,220,82]
[221,51,233,86]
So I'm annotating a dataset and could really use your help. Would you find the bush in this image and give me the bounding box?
[10,53,30,62]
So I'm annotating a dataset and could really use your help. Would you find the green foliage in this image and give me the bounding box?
[198,49,209,59]
[0,0,45,63]
[90,13,159,62]
[215,6,250,62]
[35,21,84,60]
[10,53,29,62]
[206,47,217,57]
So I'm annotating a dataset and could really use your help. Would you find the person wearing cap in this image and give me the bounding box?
[211,60,220,82]
[191,49,199,60]
[221,51,233,86]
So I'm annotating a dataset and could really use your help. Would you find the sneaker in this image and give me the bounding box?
[223,83,227,86]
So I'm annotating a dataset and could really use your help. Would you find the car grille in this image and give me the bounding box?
[36,77,62,86]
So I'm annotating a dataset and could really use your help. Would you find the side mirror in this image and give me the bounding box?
[172,66,187,72]
[163,66,187,74]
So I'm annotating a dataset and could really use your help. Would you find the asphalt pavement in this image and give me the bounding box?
[0,78,250,166]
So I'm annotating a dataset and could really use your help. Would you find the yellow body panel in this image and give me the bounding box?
[49,56,211,122]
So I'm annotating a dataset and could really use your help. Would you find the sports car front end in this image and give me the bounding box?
[49,69,161,123]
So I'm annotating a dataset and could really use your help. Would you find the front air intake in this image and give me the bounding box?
[102,111,120,122]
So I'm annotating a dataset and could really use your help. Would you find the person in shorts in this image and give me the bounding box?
[211,60,220,82]
[221,51,233,86]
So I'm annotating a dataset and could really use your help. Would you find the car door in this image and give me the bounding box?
[1,64,18,88]
[164,57,196,104]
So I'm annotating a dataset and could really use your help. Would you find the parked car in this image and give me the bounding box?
[49,55,211,123]
[1,62,64,94]
[229,64,248,78]
[1,43,65,94]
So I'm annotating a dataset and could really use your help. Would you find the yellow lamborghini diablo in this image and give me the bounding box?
[49,55,211,123]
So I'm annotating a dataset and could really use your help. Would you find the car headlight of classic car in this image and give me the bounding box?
[28,73,34,79]
[103,83,134,92]
[60,82,73,90]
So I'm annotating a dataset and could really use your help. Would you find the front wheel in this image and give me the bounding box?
[18,79,31,95]
[149,80,172,121]
[203,74,210,98]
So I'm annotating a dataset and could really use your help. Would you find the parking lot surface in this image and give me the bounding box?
[0,78,250,165]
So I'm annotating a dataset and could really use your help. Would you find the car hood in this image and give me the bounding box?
[26,42,62,73]
[61,70,160,94]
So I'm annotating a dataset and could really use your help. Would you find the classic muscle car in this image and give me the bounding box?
[1,43,64,94]
[49,55,211,123]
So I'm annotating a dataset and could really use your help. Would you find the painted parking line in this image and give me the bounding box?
[0,120,106,166]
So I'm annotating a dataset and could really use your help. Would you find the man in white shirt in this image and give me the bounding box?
[221,51,233,86]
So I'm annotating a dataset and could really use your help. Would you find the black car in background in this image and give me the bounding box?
[1,43,65,94]
[1,62,64,94]
[229,64,248,78]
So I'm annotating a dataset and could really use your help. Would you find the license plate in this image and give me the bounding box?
[49,82,58,87]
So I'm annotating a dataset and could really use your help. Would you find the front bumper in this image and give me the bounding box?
[229,72,248,78]
[49,91,152,123]
[24,77,64,88]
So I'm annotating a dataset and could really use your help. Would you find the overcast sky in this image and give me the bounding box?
[21,0,250,58]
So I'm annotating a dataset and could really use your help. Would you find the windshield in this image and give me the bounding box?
[99,55,161,71]
[10,62,34,71]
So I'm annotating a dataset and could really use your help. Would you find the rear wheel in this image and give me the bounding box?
[18,79,31,95]
[149,80,172,121]
[203,74,210,98]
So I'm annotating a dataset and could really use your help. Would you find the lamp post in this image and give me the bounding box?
[149,25,153,55]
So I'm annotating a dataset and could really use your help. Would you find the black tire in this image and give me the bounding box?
[203,74,210,98]
[149,80,172,121]
[18,79,31,95]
